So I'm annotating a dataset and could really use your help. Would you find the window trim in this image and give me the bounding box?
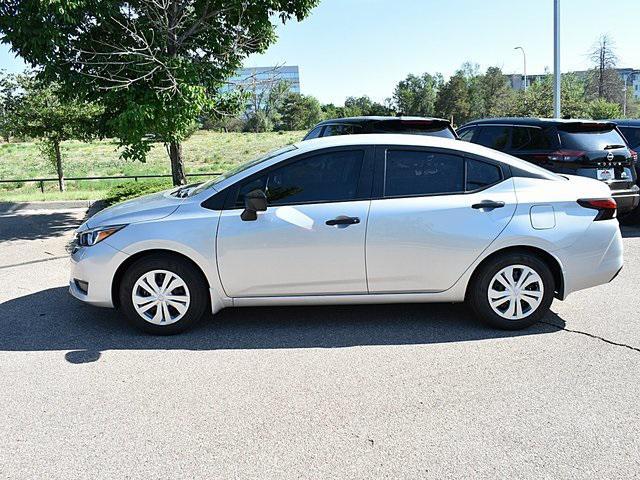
[372,145,508,200]
[219,145,375,210]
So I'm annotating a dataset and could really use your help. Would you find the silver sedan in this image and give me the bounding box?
[69,135,623,334]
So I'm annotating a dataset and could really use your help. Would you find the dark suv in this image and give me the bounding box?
[303,116,458,141]
[614,119,640,152]
[457,118,640,214]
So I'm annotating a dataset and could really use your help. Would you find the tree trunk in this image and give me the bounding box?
[169,141,187,186]
[53,140,65,192]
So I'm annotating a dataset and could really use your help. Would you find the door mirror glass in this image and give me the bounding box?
[241,189,267,221]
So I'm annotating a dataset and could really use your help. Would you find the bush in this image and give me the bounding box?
[103,180,172,206]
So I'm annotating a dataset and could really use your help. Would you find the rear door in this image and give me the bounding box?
[216,147,374,297]
[556,125,636,189]
[505,125,559,165]
[365,146,517,293]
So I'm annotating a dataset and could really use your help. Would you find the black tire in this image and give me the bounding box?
[119,254,209,335]
[466,252,555,330]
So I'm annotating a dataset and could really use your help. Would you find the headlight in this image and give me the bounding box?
[76,225,126,247]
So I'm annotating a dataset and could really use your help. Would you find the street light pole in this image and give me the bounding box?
[553,0,561,118]
[514,47,527,92]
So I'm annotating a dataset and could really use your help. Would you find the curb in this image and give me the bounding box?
[0,199,99,213]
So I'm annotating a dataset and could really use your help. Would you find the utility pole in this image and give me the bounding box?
[514,47,527,92]
[553,0,561,118]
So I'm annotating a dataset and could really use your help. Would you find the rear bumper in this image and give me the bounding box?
[611,185,640,214]
[559,220,624,298]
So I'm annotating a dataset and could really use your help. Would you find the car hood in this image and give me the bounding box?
[85,190,184,229]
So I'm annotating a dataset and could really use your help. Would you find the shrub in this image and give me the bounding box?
[103,180,171,206]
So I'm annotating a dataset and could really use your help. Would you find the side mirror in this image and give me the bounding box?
[240,189,267,221]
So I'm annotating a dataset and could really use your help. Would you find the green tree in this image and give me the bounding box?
[587,98,622,119]
[509,74,589,119]
[0,72,21,142]
[11,76,103,191]
[435,71,471,125]
[244,78,291,132]
[392,73,442,116]
[0,0,318,185]
[479,67,515,118]
[277,93,322,130]
[343,95,393,116]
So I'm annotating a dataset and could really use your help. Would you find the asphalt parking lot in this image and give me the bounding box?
[1,206,639,479]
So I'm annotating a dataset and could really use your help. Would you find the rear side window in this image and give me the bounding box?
[265,150,364,205]
[474,126,510,150]
[466,159,502,190]
[384,150,464,197]
[322,124,362,137]
[304,126,323,140]
[559,127,627,151]
[511,127,554,150]
[619,127,640,149]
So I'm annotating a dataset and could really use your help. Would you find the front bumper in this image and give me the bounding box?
[611,185,640,214]
[69,241,129,308]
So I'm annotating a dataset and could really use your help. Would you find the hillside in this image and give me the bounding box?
[0,130,305,201]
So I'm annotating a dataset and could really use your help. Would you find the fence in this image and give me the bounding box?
[0,172,222,193]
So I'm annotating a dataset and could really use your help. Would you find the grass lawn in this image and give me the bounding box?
[0,130,305,202]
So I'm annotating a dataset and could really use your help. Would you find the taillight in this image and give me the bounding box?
[548,150,586,162]
[577,198,617,221]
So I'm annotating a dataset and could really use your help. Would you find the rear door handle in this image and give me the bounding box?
[326,216,360,226]
[472,200,505,210]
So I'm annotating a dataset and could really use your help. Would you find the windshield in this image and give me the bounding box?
[188,144,298,196]
[558,127,627,151]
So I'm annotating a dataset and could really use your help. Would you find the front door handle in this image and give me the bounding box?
[472,200,505,210]
[326,216,360,226]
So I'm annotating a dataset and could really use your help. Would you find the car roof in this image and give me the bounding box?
[460,117,618,128]
[314,116,450,126]
[611,119,640,127]
[293,134,558,179]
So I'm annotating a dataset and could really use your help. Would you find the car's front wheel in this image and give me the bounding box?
[119,254,209,335]
[467,252,555,330]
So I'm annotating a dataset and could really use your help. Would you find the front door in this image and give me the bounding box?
[216,147,373,297]
[366,147,517,293]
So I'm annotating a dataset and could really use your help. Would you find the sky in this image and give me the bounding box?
[1,0,638,105]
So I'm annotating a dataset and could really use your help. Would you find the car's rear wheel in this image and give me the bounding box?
[119,254,208,335]
[467,252,555,330]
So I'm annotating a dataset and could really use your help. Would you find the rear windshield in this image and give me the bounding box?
[619,126,640,149]
[371,121,455,139]
[558,127,627,151]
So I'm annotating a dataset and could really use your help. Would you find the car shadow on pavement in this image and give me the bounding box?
[0,287,566,364]
[0,211,83,242]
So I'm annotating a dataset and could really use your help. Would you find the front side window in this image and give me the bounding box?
[458,127,476,142]
[304,126,323,140]
[474,126,510,150]
[236,150,365,207]
[384,150,464,197]
[190,144,297,196]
